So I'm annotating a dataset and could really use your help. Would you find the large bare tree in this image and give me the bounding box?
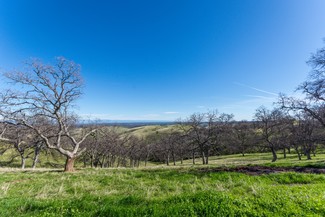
[0,57,96,172]
[254,107,289,162]
[279,41,325,131]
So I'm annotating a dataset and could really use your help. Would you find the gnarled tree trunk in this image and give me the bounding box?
[65,156,76,172]
[21,157,26,169]
[271,147,277,162]
[192,150,195,164]
[32,147,41,169]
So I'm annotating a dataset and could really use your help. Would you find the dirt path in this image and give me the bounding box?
[199,166,325,175]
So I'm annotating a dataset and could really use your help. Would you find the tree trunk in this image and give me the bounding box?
[192,151,195,165]
[122,157,127,167]
[117,158,120,167]
[283,148,286,159]
[287,147,291,154]
[306,149,312,160]
[166,153,170,166]
[201,150,206,165]
[111,155,116,167]
[312,147,316,157]
[133,159,136,168]
[82,156,87,168]
[32,149,40,169]
[172,152,176,166]
[271,147,277,162]
[64,156,75,172]
[145,153,149,167]
[90,154,94,168]
[295,147,301,160]
[106,154,110,168]
[205,149,209,165]
[21,157,26,169]
[101,155,106,168]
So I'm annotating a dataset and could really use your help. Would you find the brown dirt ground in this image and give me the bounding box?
[198,166,325,175]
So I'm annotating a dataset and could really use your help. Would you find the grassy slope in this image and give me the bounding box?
[179,152,325,168]
[0,167,324,216]
[124,125,179,138]
[1,125,325,216]
[0,125,173,169]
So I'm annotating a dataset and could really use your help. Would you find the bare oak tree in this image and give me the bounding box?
[254,107,289,162]
[0,57,96,172]
[231,121,254,156]
[279,41,325,134]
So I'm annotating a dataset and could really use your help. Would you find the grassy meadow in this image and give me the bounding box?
[1,126,325,216]
[0,152,325,216]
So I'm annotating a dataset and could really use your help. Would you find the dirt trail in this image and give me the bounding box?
[199,166,325,175]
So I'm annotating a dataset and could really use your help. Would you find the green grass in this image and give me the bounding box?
[1,132,325,216]
[0,166,324,216]
[179,151,325,168]
[124,124,180,138]
[0,148,65,169]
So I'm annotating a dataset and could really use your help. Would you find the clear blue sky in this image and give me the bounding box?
[1,0,325,121]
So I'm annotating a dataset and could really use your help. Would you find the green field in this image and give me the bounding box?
[1,152,325,217]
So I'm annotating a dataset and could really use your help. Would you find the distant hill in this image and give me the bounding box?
[80,120,175,128]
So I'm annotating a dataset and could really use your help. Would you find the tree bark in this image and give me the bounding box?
[271,147,277,162]
[137,159,140,167]
[21,157,26,169]
[205,149,209,165]
[192,151,195,165]
[117,158,120,167]
[201,150,206,165]
[145,152,149,167]
[64,156,76,172]
[287,147,291,154]
[172,152,176,166]
[306,150,312,160]
[111,155,116,167]
[90,154,94,168]
[32,152,39,169]
[32,146,41,169]
[166,153,170,166]
[101,155,106,168]
[295,147,301,160]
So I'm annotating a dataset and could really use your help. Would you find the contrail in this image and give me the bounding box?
[233,82,278,96]
[244,95,275,100]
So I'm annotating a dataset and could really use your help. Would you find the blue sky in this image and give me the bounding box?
[1,0,325,121]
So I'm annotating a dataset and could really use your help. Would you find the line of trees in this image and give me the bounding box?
[79,107,324,167]
[1,105,324,169]
[1,41,325,171]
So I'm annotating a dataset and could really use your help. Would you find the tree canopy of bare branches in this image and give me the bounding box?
[279,41,325,130]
